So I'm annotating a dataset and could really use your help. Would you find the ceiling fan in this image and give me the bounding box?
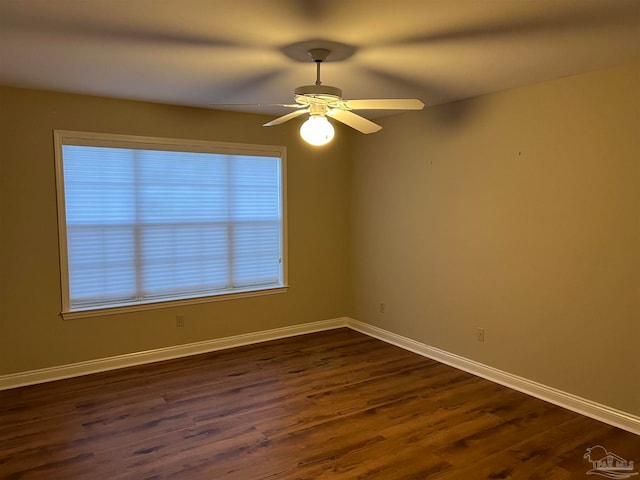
[215,48,425,146]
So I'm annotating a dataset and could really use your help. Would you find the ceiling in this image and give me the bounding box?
[1,0,638,118]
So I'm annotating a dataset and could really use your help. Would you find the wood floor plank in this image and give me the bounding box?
[1,328,638,479]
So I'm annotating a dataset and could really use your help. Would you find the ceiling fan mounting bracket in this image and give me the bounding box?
[308,48,330,63]
[280,40,357,63]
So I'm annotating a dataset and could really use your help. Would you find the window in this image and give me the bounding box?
[54,131,287,319]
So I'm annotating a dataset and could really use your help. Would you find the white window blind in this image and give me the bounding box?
[55,131,286,316]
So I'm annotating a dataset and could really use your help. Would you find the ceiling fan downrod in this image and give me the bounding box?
[308,48,330,86]
[295,48,343,99]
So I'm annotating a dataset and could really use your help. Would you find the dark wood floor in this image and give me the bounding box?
[1,328,638,479]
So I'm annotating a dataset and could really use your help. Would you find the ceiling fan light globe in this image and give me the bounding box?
[300,116,335,146]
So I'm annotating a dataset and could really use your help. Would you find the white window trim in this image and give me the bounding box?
[54,130,288,320]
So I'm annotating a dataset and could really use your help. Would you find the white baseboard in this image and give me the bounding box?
[1,315,637,435]
[0,317,349,391]
[346,318,640,435]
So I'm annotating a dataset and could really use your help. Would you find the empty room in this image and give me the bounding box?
[0,1,638,478]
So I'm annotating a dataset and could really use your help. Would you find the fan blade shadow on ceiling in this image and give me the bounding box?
[208,69,287,105]
[1,10,245,48]
[361,67,475,125]
[377,2,639,47]
[359,66,448,104]
[287,0,334,23]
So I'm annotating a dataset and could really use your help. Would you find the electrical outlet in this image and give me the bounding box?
[176,314,185,327]
[379,303,385,314]
[476,327,485,343]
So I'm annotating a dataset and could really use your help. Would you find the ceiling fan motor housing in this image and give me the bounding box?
[295,84,343,98]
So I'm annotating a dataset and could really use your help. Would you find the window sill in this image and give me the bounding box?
[60,286,289,320]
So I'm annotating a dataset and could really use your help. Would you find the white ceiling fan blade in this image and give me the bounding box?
[343,99,425,110]
[263,108,309,127]
[328,110,382,134]
[210,103,302,108]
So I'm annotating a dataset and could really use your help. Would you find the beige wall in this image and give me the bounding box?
[349,62,640,416]
[0,87,350,374]
[1,63,638,418]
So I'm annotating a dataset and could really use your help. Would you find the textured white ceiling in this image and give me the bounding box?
[1,0,638,117]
